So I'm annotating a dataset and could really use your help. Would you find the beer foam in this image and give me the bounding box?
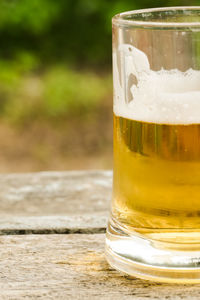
[113,44,200,124]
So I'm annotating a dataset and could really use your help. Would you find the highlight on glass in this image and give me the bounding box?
[105,6,200,283]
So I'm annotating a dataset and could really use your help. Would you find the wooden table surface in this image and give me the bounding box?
[1,170,200,299]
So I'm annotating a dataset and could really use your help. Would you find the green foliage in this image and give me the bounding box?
[43,67,111,117]
[0,52,39,118]
[2,66,112,124]
[0,1,199,125]
[0,0,59,33]
[0,0,199,66]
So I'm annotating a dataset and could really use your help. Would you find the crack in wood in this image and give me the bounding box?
[0,227,106,235]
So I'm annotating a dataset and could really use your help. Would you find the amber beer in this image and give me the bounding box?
[107,7,200,282]
[112,113,200,244]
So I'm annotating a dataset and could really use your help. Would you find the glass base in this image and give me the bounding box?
[105,219,200,283]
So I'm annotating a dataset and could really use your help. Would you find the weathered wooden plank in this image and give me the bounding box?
[0,170,112,215]
[0,171,111,232]
[0,215,106,234]
[0,233,199,300]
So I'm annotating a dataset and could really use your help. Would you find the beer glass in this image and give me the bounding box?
[105,7,200,283]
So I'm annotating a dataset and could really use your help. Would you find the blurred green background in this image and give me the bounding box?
[0,0,198,172]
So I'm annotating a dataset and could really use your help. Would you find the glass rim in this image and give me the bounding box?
[112,6,200,28]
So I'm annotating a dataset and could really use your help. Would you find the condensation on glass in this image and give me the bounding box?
[105,7,200,283]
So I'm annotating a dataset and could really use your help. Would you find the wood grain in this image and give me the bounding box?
[0,215,106,234]
[0,170,197,298]
[0,171,111,232]
[0,234,199,300]
[0,170,111,215]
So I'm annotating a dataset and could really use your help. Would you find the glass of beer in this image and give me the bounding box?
[105,7,200,283]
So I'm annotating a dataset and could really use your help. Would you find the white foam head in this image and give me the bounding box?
[113,44,200,124]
